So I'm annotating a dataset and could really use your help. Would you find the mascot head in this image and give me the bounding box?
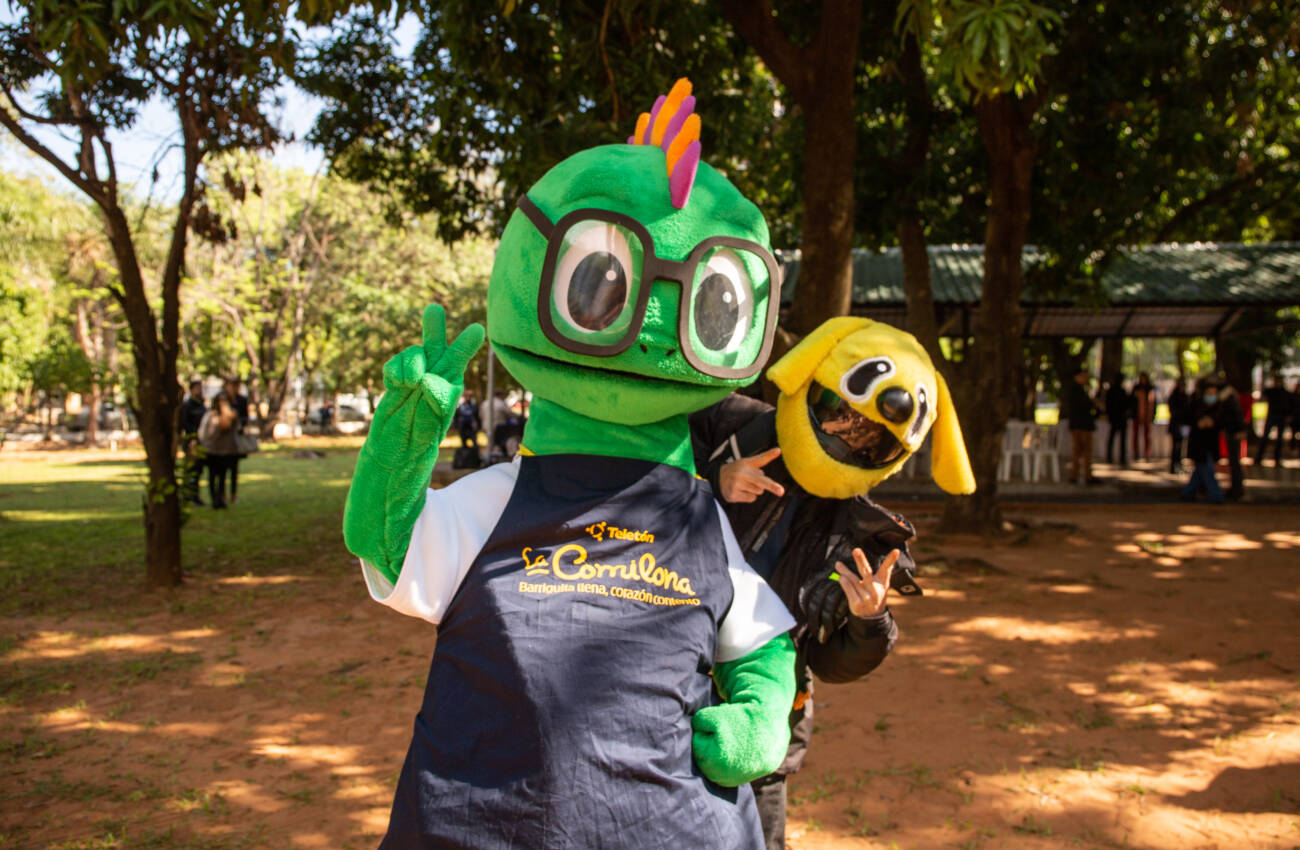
[486,78,782,425]
[767,317,976,498]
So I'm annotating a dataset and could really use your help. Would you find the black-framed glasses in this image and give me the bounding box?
[517,195,783,381]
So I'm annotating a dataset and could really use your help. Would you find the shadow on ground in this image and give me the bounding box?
[2,467,1298,849]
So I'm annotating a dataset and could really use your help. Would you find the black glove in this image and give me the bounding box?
[799,568,850,645]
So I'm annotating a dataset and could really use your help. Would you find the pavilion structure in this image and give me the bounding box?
[778,241,1300,340]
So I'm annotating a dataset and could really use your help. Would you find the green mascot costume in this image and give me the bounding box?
[343,78,796,848]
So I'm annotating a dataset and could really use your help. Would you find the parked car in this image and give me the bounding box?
[64,402,132,432]
[307,403,368,425]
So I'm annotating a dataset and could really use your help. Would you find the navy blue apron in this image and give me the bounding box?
[381,454,764,849]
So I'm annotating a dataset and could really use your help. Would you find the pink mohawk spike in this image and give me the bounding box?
[628,78,701,209]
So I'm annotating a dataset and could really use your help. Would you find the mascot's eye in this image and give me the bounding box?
[692,248,755,352]
[553,221,638,333]
[841,357,897,402]
[908,384,931,441]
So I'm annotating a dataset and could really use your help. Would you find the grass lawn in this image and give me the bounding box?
[0,436,474,618]
[0,438,369,618]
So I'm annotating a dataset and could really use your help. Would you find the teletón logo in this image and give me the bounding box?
[584,520,654,544]
[517,543,695,597]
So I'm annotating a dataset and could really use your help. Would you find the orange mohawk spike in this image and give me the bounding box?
[628,77,702,209]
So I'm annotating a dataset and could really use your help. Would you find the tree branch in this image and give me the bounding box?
[0,99,107,204]
[160,91,204,362]
[717,0,808,97]
[1153,159,1287,243]
[598,0,620,126]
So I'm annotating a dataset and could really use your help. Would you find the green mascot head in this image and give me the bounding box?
[487,78,782,427]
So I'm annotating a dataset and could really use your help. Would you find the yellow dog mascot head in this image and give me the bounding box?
[766,317,976,499]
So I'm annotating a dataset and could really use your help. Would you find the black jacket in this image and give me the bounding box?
[1167,386,1191,430]
[1262,386,1293,419]
[1065,381,1098,431]
[1187,398,1224,461]
[179,396,207,436]
[690,394,901,776]
[1105,384,1130,422]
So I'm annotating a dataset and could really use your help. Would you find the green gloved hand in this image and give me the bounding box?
[691,633,796,787]
[342,304,485,582]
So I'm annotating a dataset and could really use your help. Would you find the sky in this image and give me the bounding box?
[0,12,421,203]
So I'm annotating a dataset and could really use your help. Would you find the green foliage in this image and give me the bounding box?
[897,0,1060,99]
[0,274,47,395]
[28,327,93,396]
[182,152,496,408]
[1027,2,1300,302]
[301,2,788,240]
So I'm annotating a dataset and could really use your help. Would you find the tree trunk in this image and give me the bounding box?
[1174,338,1189,381]
[787,87,858,335]
[102,205,184,587]
[1099,337,1123,383]
[941,93,1038,533]
[717,0,862,336]
[73,299,102,447]
[895,29,943,366]
[1215,339,1255,398]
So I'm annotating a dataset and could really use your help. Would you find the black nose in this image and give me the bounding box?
[877,388,914,424]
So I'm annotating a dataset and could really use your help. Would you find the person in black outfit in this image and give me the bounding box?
[178,379,208,505]
[1181,380,1225,504]
[1065,368,1100,484]
[1104,374,1130,467]
[1290,380,1300,456]
[223,376,250,504]
[691,394,904,850]
[452,390,481,448]
[1255,373,1293,466]
[1219,378,1246,500]
[1167,380,1191,473]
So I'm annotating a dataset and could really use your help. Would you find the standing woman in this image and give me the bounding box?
[199,390,239,509]
[224,376,250,504]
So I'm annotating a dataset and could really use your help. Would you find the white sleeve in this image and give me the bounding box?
[360,458,520,624]
[715,503,796,662]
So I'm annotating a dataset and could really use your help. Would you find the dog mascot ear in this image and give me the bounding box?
[930,371,976,495]
[766,317,863,396]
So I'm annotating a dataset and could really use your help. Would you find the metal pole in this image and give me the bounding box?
[484,345,496,451]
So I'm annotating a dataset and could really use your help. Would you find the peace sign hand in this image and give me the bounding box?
[718,447,786,503]
[382,304,486,422]
[836,548,898,619]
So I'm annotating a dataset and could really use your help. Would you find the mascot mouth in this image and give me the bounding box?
[806,382,906,469]
[495,343,710,389]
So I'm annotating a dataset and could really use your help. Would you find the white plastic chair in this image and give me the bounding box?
[999,420,1036,481]
[1030,423,1062,482]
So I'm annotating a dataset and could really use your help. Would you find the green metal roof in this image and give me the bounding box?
[777,242,1300,337]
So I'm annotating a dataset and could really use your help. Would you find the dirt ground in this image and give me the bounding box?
[3,501,1298,849]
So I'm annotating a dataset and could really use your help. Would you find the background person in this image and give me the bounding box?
[1218,377,1246,500]
[1290,379,1300,456]
[178,378,207,505]
[489,389,520,460]
[1104,373,1130,467]
[452,390,480,448]
[1255,373,1293,466]
[1181,379,1225,504]
[199,389,239,509]
[1132,371,1156,461]
[1066,368,1100,484]
[224,376,250,504]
